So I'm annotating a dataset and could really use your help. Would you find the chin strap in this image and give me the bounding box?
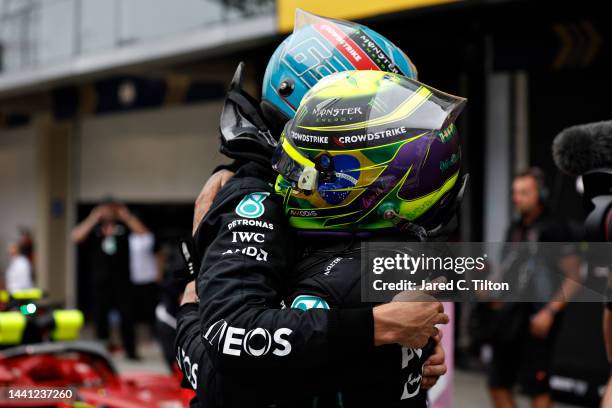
[383,173,469,242]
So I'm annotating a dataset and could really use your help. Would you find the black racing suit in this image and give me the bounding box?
[175,161,431,407]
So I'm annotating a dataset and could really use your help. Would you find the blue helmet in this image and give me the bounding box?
[260,10,418,132]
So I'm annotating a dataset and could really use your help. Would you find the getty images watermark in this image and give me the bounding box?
[360,242,612,303]
[371,252,504,291]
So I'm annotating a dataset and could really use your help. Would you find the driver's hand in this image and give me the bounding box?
[193,169,235,234]
[180,281,198,305]
[421,332,447,389]
[373,301,448,348]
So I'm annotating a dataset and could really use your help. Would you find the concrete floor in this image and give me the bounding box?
[454,369,581,408]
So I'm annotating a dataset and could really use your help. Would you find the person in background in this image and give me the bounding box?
[128,217,159,335]
[488,168,581,408]
[17,227,35,285]
[4,240,34,293]
[17,227,34,263]
[71,198,147,360]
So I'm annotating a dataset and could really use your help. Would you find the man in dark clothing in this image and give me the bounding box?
[175,70,464,407]
[72,200,149,360]
[488,168,581,408]
[176,161,447,407]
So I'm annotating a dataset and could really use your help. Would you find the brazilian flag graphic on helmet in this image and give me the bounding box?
[271,70,466,231]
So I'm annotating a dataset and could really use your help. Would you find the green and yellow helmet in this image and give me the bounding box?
[271,70,467,233]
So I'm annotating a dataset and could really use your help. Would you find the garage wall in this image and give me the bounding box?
[77,102,229,202]
[0,126,38,270]
[484,73,512,243]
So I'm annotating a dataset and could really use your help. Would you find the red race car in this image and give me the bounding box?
[0,340,194,407]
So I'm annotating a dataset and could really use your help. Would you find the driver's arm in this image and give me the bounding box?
[192,174,374,380]
[175,170,374,400]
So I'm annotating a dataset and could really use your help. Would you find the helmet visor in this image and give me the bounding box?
[271,127,319,192]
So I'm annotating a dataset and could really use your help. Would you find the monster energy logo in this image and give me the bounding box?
[312,106,363,118]
[350,30,405,75]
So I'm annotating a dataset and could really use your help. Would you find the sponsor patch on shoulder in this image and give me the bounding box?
[235,192,270,219]
[290,295,330,311]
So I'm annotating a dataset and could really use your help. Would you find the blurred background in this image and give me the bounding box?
[0,0,611,406]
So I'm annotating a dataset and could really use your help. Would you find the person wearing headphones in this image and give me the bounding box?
[487,168,581,408]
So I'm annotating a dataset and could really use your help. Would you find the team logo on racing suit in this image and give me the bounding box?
[227,219,274,230]
[232,231,265,243]
[290,295,330,310]
[324,257,343,275]
[235,192,270,218]
[401,347,423,399]
[222,246,269,262]
[177,347,199,389]
[204,319,292,357]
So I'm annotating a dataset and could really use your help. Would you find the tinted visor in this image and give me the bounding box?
[271,129,319,192]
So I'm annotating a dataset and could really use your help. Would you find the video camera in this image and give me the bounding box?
[553,121,612,241]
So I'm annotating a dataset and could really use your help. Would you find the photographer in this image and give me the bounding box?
[71,199,149,360]
[552,120,612,407]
